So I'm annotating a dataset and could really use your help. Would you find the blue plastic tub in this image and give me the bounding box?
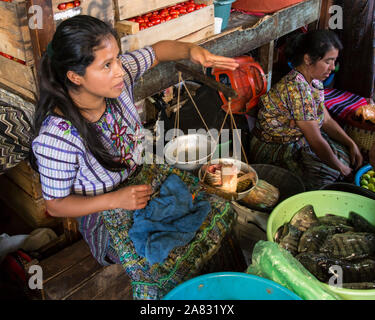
[214,0,235,30]
[355,164,373,186]
[163,272,302,300]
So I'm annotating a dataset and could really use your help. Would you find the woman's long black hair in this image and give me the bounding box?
[32,15,127,172]
[285,30,343,67]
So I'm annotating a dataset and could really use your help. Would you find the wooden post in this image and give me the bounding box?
[259,40,274,92]
[26,0,55,72]
[63,218,81,244]
[318,0,334,29]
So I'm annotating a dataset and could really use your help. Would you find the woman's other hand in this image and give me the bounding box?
[116,184,153,210]
[338,163,353,177]
[348,142,363,170]
[189,45,239,70]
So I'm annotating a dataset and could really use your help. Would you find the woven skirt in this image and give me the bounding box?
[249,131,351,190]
[100,163,235,300]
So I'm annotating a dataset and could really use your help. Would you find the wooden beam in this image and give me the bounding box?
[26,0,55,72]
[133,0,322,101]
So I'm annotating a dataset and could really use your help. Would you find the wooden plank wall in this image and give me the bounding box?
[0,0,34,63]
[0,55,37,93]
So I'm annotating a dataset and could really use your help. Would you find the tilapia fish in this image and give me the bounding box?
[279,224,303,256]
[349,211,375,234]
[289,205,320,232]
[274,223,288,244]
[318,214,353,229]
[296,252,375,283]
[320,232,375,260]
[298,225,353,254]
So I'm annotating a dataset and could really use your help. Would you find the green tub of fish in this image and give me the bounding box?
[267,190,375,300]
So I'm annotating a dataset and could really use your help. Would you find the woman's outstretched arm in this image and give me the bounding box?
[151,40,239,70]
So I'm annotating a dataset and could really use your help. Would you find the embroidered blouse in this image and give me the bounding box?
[256,69,325,143]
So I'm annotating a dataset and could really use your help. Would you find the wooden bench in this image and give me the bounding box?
[34,240,132,300]
[28,230,246,300]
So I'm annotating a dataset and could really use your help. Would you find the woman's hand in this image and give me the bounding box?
[348,142,363,170]
[115,184,153,210]
[338,163,353,177]
[189,45,239,70]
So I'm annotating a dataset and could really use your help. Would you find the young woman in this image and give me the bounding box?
[250,30,363,190]
[32,15,239,299]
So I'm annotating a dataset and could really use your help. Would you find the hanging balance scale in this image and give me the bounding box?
[163,59,267,200]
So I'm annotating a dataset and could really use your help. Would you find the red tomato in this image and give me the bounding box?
[169,9,179,15]
[147,21,154,27]
[165,15,172,21]
[65,2,74,9]
[160,17,166,23]
[150,17,161,25]
[135,17,145,23]
[170,13,179,19]
[160,9,169,17]
[139,23,147,30]
[145,12,153,17]
[195,4,202,9]
[73,0,80,7]
[187,5,195,12]
[179,7,187,14]
[128,18,136,22]
[57,2,66,10]
[152,10,159,15]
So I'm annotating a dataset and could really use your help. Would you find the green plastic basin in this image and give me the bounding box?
[267,190,375,300]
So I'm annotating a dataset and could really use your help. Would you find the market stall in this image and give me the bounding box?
[2,0,374,302]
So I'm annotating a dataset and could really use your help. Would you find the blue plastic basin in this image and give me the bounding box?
[163,272,302,300]
[355,164,373,186]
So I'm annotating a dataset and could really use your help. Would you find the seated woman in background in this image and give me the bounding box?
[250,30,363,190]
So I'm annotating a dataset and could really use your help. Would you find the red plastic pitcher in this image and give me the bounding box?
[212,56,267,115]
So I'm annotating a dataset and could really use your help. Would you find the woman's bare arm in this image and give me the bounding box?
[296,120,352,176]
[45,184,153,218]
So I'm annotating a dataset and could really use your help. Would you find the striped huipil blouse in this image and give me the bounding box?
[32,47,156,265]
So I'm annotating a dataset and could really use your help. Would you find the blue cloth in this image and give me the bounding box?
[129,174,211,265]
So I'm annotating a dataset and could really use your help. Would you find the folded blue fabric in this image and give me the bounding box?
[129,174,211,265]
